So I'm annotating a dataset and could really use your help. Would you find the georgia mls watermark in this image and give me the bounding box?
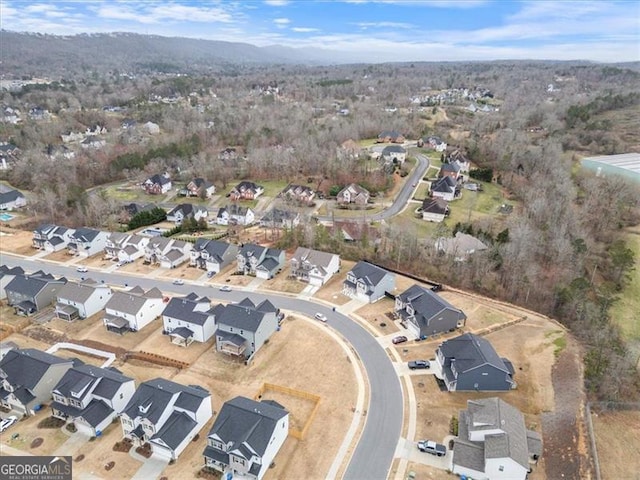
[0,456,72,480]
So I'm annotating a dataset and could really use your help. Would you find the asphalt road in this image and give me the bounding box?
[2,255,403,480]
[315,152,430,223]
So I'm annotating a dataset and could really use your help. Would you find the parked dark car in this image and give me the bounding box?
[392,335,408,345]
[408,360,430,370]
[417,440,446,456]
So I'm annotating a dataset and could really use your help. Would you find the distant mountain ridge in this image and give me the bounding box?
[0,30,338,77]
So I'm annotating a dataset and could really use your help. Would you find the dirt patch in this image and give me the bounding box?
[133,327,214,364]
[118,259,158,275]
[355,299,401,335]
[592,410,640,479]
[158,262,205,281]
[258,266,306,294]
[213,264,255,287]
[30,437,44,449]
[44,249,75,263]
[312,261,356,305]
[0,227,36,255]
[542,335,593,479]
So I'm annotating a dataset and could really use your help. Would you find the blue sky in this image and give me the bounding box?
[2,1,639,62]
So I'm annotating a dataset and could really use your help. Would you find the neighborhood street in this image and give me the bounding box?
[1,254,403,480]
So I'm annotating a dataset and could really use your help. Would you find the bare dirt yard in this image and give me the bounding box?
[117,258,158,276]
[0,226,36,255]
[313,260,356,306]
[213,263,256,287]
[1,413,69,455]
[43,249,76,263]
[592,410,640,480]
[355,298,401,335]
[258,266,306,295]
[158,262,205,281]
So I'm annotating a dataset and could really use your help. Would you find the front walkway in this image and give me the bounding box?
[53,431,91,456]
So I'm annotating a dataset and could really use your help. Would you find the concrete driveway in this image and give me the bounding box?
[395,436,454,470]
[130,453,169,480]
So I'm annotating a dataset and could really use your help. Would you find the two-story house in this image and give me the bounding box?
[119,378,212,461]
[446,149,471,173]
[435,333,516,392]
[0,348,73,416]
[142,173,172,195]
[0,186,27,211]
[381,145,407,164]
[342,261,396,303]
[236,244,285,279]
[144,238,193,269]
[259,209,300,230]
[395,284,466,339]
[439,162,462,181]
[184,178,215,198]
[162,294,217,347]
[167,204,208,226]
[103,286,165,334]
[430,176,458,202]
[421,198,450,223]
[435,232,488,261]
[104,233,150,263]
[190,239,238,275]
[5,271,67,316]
[280,184,316,205]
[336,184,370,205]
[377,130,405,143]
[203,396,289,480]
[453,398,542,480]
[229,181,264,201]
[216,204,254,226]
[214,298,280,360]
[420,135,447,152]
[290,247,340,286]
[68,228,110,258]
[32,224,75,252]
[55,280,113,321]
[0,265,24,300]
[51,364,136,436]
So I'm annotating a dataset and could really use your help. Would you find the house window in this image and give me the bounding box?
[120,393,124,399]
[499,465,504,472]
[240,330,243,335]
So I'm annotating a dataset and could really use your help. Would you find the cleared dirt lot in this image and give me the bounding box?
[258,266,306,294]
[313,260,356,306]
[0,227,35,255]
[355,298,401,335]
[592,410,640,479]
[1,413,69,455]
[158,262,206,281]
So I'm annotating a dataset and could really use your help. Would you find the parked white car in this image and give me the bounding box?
[0,415,18,433]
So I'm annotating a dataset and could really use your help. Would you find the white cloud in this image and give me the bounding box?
[274,18,291,25]
[344,0,487,7]
[292,27,320,33]
[264,0,290,5]
[356,21,415,29]
[95,3,237,24]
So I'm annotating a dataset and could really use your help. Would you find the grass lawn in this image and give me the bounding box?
[609,225,640,342]
[258,180,290,198]
[102,183,168,203]
[358,138,379,147]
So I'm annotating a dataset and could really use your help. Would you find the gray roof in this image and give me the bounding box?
[193,239,235,261]
[105,287,162,315]
[168,203,207,217]
[431,176,457,193]
[218,204,250,217]
[0,348,72,392]
[437,232,488,256]
[0,265,24,278]
[397,284,466,327]
[123,378,209,424]
[72,227,101,243]
[52,364,132,401]
[207,396,288,458]
[457,398,534,470]
[260,208,297,224]
[151,410,197,450]
[238,243,267,260]
[215,302,272,333]
[57,281,110,304]
[291,247,337,270]
[441,162,461,173]
[422,198,449,214]
[347,261,392,288]
[382,145,406,154]
[258,257,279,273]
[170,327,194,339]
[0,188,25,205]
[146,174,171,186]
[162,295,213,326]
[232,181,263,194]
[5,272,66,299]
[52,398,113,428]
[34,223,56,235]
[438,333,510,375]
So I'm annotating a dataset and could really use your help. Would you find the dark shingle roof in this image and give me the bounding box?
[0,348,71,392]
[151,411,197,450]
[162,295,213,326]
[348,261,391,288]
[431,176,457,193]
[422,198,449,214]
[0,188,25,205]
[193,239,234,261]
[438,333,509,374]
[207,396,288,458]
[382,145,406,154]
[398,284,465,327]
[71,227,101,243]
[216,304,270,333]
[5,273,63,299]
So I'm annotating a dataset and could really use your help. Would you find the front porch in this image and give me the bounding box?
[169,327,195,347]
[14,300,37,316]
[216,331,247,357]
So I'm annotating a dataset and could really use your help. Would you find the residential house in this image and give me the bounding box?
[236,244,285,279]
[395,284,466,339]
[0,186,27,210]
[431,176,458,202]
[259,208,300,230]
[166,203,208,226]
[214,298,280,359]
[162,294,217,347]
[5,271,67,316]
[421,198,449,223]
[0,341,19,360]
[0,143,19,169]
[144,238,193,269]
[0,265,24,300]
[439,162,462,181]
[119,378,212,461]
[190,239,238,274]
[280,184,316,205]
[0,348,73,416]
[435,333,516,392]
[103,286,164,334]
[1,107,21,125]
[28,107,50,121]
[229,181,264,201]
[290,247,340,286]
[420,136,447,152]
[336,183,370,205]
[329,221,380,244]
[183,178,216,198]
[219,148,237,162]
[40,226,75,252]
[55,280,113,321]
[142,173,172,195]
[453,398,542,480]
[121,118,137,130]
[343,261,396,303]
[203,396,289,480]
[377,130,405,143]
[122,202,156,220]
[81,135,106,150]
[51,364,136,436]
[216,204,254,226]
[381,145,407,164]
[337,139,363,161]
[447,149,471,173]
[104,233,149,263]
[68,228,110,258]
[436,232,489,261]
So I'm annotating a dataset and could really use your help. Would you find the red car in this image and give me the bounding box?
[392,335,408,345]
